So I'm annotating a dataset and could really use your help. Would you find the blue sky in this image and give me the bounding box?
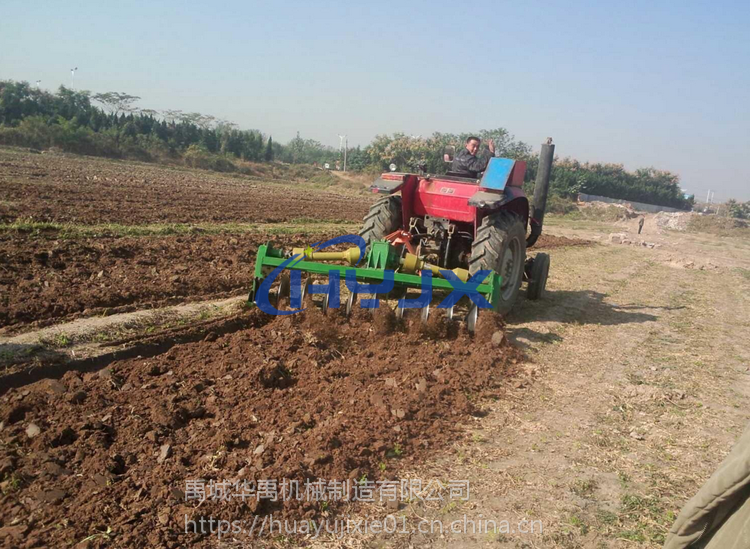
[2,0,748,200]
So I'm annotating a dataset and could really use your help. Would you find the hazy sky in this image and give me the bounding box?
[2,0,748,200]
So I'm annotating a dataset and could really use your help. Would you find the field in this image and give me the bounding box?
[1,147,750,548]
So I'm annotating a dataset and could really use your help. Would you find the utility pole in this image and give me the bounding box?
[344,135,348,172]
[70,67,77,87]
[706,189,711,204]
[338,134,347,172]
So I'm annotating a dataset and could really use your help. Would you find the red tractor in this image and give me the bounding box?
[360,139,555,315]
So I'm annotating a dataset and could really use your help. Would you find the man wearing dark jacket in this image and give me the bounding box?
[451,136,495,178]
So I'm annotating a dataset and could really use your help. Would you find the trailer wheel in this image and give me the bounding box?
[360,195,402,247]
[526,253,550,300]
[469,212,527,315]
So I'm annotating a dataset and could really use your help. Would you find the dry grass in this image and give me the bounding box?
[325,231,750,548]
[687,214,750,237]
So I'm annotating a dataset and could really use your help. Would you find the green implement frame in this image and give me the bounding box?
[248,241,504,311]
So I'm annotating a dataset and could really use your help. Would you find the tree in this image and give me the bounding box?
[180,112,215,129]
[0,81,35,125]
[201,129,219,153]
[92,92,140,117]
[288,131,304,163]
[222,129,243,157]
[346,146,368,171]
[364,129,533,175]
[55,86,93,125]
[241,132,257,161]
[250,131,263,160]
[279,131,332,164]
[726,199,749,219]
[265,136,274,161]
[162,109,183,125]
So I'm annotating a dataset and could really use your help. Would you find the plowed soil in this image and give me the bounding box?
[0,151,370,225]
[533,234,590,249]
[0,232,588,332]
[0,307,521,547]
[0,149,599,547]
[0,232,340,331]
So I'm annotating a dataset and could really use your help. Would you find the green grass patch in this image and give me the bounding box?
[617,493,674,544]
[566,514,589,535]
[288,217,353,225]
[570,478,598,497]
[37,332,72,348]
[543,215,620,235]
[0,219,360,239]
[265,223,359,235]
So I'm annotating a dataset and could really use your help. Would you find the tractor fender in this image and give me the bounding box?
[370,175,407,194]
[473,187,529,226]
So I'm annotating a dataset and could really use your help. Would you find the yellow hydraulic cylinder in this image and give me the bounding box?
[400,253,470,282]
[291,246,361,266]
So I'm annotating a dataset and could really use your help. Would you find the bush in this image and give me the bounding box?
[118,135,152,162]
[579,204,637,221]
[135,133,172,162]
[183,144,236,172]
[548,159,692,210]
[544,195,578,215]
[54,118,100,155]
[688,214,750,236]
[0,115,56,148]
[309,172,338,186]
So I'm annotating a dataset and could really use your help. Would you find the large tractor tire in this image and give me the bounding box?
[469,211,527,316]
[360,195,402,247]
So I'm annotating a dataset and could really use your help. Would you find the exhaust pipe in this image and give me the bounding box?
[526,138,555,247]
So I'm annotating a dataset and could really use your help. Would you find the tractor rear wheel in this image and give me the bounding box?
[469,212,526,315]
[360,195,402,247]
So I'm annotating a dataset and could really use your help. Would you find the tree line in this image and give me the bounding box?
[0,81,276,167]
[0,79,694,209]
[363,130,694,210]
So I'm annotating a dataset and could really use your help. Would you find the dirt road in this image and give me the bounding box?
[360,221,750,548]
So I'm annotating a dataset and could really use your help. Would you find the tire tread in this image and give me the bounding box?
[360,195,402,246]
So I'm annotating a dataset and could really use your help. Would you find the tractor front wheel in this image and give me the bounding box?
[469,212,527,315]
[526,253,550,300]
[360,195,402,247]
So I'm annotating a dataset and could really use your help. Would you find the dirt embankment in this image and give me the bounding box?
[0,308,522,547]
[533,234,591,249]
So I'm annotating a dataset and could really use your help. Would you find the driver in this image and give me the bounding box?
[451,136,495,178]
